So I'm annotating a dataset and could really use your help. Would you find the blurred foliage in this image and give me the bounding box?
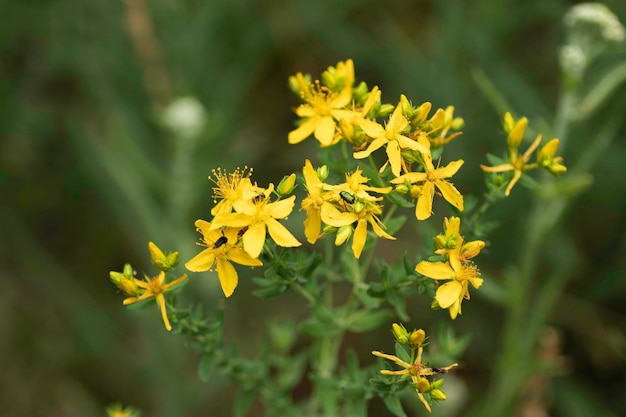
[1,0,625,416]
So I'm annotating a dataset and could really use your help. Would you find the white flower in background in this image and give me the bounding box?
[559,44,587,79]
[162,97,207,138]
[564,3,625,42]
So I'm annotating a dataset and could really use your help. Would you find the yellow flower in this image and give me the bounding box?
[288,60,355,146]
[185,220,262,297]
[372,335,458,413]
[121,270,188,332]
[353,103,428,177]
[301,159,326,244]
[211,186,301,258]
[391,136,464,220]
[321,198,394,259]
[209,167,258,216]
[416,238,483,320]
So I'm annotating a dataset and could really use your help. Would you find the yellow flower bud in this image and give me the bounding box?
[502,112,515,133]
[537,138,567,175]
[353,200,366,213]
[277,173,297,196]
[450,116,464,131]
[109,271,123,286]
[379,103,395,117]
[507,117,527,149]
[415,102,432,126]
[409,185,422,199]
[395,184,409,194]
[415,377,430,393]
[335,225,353,245]
[391,323,410,344]
[409,329,426,348]
[430,389,447,401]
[119,276,140,297]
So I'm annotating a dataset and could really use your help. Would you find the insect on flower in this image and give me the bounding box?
[213,235,228,249]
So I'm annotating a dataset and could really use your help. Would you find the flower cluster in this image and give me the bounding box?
[109,242,188,331]
[373,324,458,413]
[301,159,395,258]
[289,59,465,220]
[185,168,301,297]
[481,112,566,196]
[416,217,485,319]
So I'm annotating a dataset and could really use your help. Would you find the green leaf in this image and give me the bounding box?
[386,191,415,208]
[384,215,407,235]
[485,152,507,166]
[198,352,215,382]
[347,309,392,333]
[233,389,256,417]
[383,395,408,417]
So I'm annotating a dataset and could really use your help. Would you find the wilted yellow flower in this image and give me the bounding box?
[372,328,458,413]
[354,103,428,177]
[185,220,262,297]
[391,135,464,220]
[211,185,301,258]
[121,269,188,332]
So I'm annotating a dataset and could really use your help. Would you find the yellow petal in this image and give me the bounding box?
[321,204,358,227]
[358,118,385,138]
[505,169,522,196]
[386,140,402,177]
[155,294,172,331]
[288,117,317,144]
[416,181,435,220]
[148,242,165,263]
[211,212,253,229]
[227,247,263,267]
[303,159,322,192]
[353,137,387,159]
[397,135,428,153]
[368,216,395,240]
[416,260,454,279]
[185,249,216,272]
[304,207,322,244]
[266,217,302,248]
[314,116,336,146]
[390,172,427,184]
[436,180,464,211]
[387,104,408,134]
[351,218,368,258]
[268,195,296,219]
[243,223,266,258]
[447,299,462,320]
[437,159,464,178]
[216,257,238,297]
[461,240,485,260]
[436,281,463,309]
[468,276,484,289]
[480,163,514,173]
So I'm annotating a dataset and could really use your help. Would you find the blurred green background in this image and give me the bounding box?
[1,0,625,416]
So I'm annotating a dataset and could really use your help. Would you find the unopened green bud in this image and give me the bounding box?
[123,263,134,278]
[323,225,338,234]
[395,184,409,194]
[391,323,410,344]
[409,329,426,348]
[353,81,369,103]
[277,173,297,196]
[109,271,123,286]
[353,200,365,213]
[379,103,395,117]
[430,379,444,389]
[317,165,329,181]
[430,389,447,401]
